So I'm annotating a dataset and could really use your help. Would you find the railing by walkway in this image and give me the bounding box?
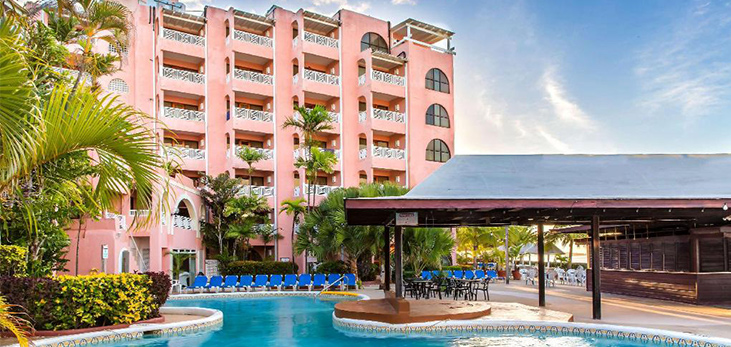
[303,31,339,48]
[163,106,205,122]
[162,28,205,46]
[162,67,205,84]
[233,30,272,47]
[234,107,274,122]
[233,68,273,85]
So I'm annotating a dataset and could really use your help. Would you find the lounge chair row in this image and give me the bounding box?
[186,273,356,293]
[420,269,498,281]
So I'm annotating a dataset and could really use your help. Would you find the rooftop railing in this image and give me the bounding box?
[233,30,272,47]
[162,28,205,46]
[163,106,205,122]
[162,66,205,84]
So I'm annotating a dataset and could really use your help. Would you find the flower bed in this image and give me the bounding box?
[0,272,170,331]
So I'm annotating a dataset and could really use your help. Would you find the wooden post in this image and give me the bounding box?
[591,215,602,320]
[505,225,510,285]
[537,223,545,307]
[394,226,403,298]
[383,226,391,292]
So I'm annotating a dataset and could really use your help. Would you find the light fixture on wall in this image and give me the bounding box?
[267,176,272,183]
[267,139,272,147]
[331,140,336,147]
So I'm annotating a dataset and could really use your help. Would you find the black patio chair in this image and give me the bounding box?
[472,278,490,301]
[427,277,444,299]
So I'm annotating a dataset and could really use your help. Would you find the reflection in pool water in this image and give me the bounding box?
[118,297,656,347]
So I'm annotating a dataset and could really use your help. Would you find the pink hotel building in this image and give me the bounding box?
[65,0,455,280]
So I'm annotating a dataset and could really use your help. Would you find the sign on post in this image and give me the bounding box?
[101,245,109,259]
[395,212,418,226]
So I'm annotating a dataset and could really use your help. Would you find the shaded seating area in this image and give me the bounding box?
[345,154,731,321]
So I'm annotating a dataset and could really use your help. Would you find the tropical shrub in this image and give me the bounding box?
[221,261,298,276]
[315,260,350,275]
[143,272,171,317]
[0,245,27,276]
[0,273,165,331]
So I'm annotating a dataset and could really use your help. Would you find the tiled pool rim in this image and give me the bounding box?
[333,314,731,347]
[15,291,730,347]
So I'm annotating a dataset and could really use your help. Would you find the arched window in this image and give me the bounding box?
[425,68,449,93]
[426,139,450,163]
[108,78,129,94]
[426,104,450,128]
[360,32,388,53]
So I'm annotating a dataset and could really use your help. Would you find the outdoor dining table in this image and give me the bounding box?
[409,279,432,299]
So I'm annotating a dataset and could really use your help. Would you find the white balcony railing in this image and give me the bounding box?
[233,68,273,85]
[372,108,405,123]
[372,146,405,160]
[371,69,405,87]
[292,36,299,48]
[129,209,150,217]
[162,28,205,46]
[359,148,368,160]
[304,184,340,196]
[294,186,301,197]
[163,106,205,122]
[233,30,272,47]
[358,74,366,86]
[293,109,340,123]
[234,107,274,122]
[292,74,299,84]
[172,214,194,230]
[240,185,275,197]
[235,146,273,160]
[293,148,306,160]
[358,111,367,123]
[162,67,205,84]
[303,31,339,48]
[303,69,340,86]
[165,146,205,160]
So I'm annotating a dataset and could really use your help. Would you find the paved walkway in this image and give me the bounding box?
[357,282,731,339]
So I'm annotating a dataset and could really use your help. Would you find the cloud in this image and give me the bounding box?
[535,126,572,153]
[310,0,371,12]
[179,0,211,12]
[542,67,594,129]
[635,1,731,117]
[391,0,417,5]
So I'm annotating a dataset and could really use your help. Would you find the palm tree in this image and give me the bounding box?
[279,198,306,266]
[224,193,270,259]
[236,146,265,196]
[0,295,31,347]
[282,105,334,210]
[199,173,244,254]
[403,228,455,274]
[547,228,582,268]
[50,0,131,93]
[294,147,337,210]
[0,18,162,220]
[457,227,494,268]
[257,224,283,260]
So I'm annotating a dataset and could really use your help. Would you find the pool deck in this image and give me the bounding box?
[356,282,731,339]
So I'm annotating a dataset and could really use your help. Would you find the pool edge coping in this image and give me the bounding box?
[332,314,731,347]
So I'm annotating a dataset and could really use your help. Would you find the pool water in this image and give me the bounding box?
[119,297,656,347]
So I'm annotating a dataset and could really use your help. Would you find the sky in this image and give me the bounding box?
[182,0,731,155]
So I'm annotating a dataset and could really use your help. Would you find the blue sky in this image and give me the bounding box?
[185,0,731,154]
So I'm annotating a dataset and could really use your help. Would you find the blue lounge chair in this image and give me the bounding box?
[313,274,326,289]
[222,275,239,291]
[464,270,475,279]
[486,270,498,282]
[237,275,253,291]
[454,270,464,279]
[298,274,313,291]
[327,274,343,290]
[252,274,268,291]
[187,275,208,293]
[204,275,223,292]
[432,270,441,278]
[421,271,432,280]
[268,274,283,291]
[475,270,486,279]
[445,270,454,278]
[283,274,298,291]
[344,273,356,289]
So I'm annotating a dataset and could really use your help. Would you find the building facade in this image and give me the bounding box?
[64,0,456,281]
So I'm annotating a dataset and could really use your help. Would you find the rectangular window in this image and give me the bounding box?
[359,138,367,150]
[241,176,265,186]
[316,176,328,185]
[374,140,389,148]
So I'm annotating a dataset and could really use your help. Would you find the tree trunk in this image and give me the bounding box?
[75,219,83,275]
[568,239,574,268]
[291,216,296,269]
[71,64,85,95]
[473,245,478,268]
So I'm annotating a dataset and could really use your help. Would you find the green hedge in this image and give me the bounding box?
[221,261,298,276]
[315,260,350,274]
[0,245,27,276]
[0,273,165,331]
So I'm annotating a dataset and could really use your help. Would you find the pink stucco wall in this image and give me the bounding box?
[66,1,455,276]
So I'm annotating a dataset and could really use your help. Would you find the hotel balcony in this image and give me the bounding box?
[160,64,205,95]
[360,107,406,134]
[232,68,273,97]
[164,145,206,172]
[304,183,340,197]
[238,185,275,197]
[360,145,406,171]
[229,10,274,59]
[159,10,205,57]
[293,147,340,162]
[161,106,205,134]
[292,107,340,132]
[292,11,340,60]
[172,214,196,231]
[293,68,340,98]
[233,145,275,171]
[358,51,407,98]
[231,107,274,134]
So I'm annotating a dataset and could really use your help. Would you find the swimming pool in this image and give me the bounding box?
[111,296,663,347]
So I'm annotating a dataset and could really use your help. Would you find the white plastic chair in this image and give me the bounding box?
[555,268,566,284]
[546,269,558,287]
[566,269,577,285]
[524,267,537,285]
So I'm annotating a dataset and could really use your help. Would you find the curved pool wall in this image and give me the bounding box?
[333,315,731,347]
